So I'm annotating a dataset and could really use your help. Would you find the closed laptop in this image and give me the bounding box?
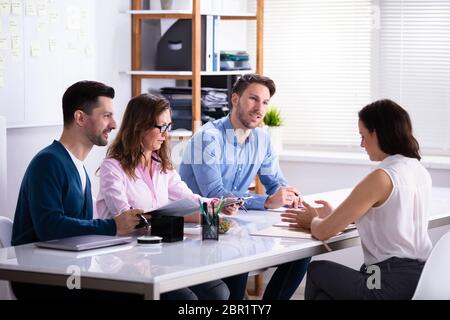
[35,235,133,251]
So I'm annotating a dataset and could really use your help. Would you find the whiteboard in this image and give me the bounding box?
[0,0,95,127]
[0,116,6,216]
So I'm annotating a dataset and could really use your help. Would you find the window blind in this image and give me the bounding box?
[248,0,450,155]
[377,0,450,154]
[250,0,372,150]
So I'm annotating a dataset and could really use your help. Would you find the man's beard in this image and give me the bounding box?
[236,105,262,129]
[87,130,108,146]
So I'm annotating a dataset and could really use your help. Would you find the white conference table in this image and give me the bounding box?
[1,187,450,300]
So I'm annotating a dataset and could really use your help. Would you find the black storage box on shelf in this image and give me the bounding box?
[159,86,229,130]
[151,215,184,243]
[155,18,207,71]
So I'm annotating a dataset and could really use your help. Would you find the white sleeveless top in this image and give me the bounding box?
[356,154,432,265]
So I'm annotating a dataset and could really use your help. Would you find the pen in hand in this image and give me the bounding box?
[293,192,305,208]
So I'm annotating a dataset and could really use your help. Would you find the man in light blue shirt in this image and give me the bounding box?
[179,78,299,211]
[179,73,310,300]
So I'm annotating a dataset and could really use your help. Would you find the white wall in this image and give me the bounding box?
[5,0,131,219]
[280,160,373,195]
[280,159,450,196]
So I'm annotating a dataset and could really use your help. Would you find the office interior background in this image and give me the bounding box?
[1,0,450,298]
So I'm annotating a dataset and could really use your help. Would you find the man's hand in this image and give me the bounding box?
[113,208,143,236]
[264,186,299,209]
[221,197,243,215]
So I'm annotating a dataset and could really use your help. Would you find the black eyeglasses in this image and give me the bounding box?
[153,123,172,133]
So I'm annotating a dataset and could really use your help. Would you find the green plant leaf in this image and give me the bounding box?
[263,107,283,127]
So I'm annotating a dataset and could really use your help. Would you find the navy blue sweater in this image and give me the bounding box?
[12,141,116,246]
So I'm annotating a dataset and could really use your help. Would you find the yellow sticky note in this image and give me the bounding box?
[0,53,4,69]
[66,6,80,30]
[8,16,20,34]
[11,48,21,61]
[0,72,5,88]
[11,34,21,49]
[0,36,7,50]
[80,8,88,20]
[30,42,41,57]
[48,7,57,23]
[85,45,94,57]
[79,29,87,40]
[0,0,11,15]
[48,37,56,52]
[37,17,47,32]
[25,0,37,16]
[36,0,47,16]
[11,0,22,16]
[67,41,77,52]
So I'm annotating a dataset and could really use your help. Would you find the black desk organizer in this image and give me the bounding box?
[151,215,184,242]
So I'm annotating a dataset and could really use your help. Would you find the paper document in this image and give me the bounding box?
[251,226,313,239]
[146,198,200,217]
[251,223,357,239]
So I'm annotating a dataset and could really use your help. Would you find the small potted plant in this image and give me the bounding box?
[263,107,283,153]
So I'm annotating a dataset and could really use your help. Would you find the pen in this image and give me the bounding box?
[293,192,305,208]
[139,214,150,227]
[322,240,332,252]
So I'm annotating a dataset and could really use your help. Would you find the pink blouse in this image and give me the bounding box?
[96,157,203,218]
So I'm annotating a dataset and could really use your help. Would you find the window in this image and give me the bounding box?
[377,0,450,154]
[250,0,450,155]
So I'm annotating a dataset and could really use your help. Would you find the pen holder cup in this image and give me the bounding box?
[202,214,219,240]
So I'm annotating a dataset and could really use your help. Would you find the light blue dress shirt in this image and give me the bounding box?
[179,116,288,210]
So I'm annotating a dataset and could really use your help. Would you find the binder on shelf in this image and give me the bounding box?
[212,16,221,71]
[205,15,214,72]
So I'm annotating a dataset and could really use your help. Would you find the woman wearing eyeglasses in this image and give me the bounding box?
[96,93,234,300]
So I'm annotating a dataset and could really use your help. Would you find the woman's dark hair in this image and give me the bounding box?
[62,80,115,126]
[358,99,421,160]
[107,94,173,177]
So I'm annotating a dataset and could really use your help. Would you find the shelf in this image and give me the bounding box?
[127,10,192,19]
[201,70,255,76]
[127,71,193,80]
[127,70,254,77]
[219,13,257,20]
[170,129,193,140]
[127,10,256,20]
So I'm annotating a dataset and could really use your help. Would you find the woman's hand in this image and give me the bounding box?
[281,201,319,230]
[313,200,334,218]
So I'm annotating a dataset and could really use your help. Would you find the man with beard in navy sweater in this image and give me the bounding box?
[11,81,142,299]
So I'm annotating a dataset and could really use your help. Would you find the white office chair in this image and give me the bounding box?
[0,216,13,248]
[412,230,450,300]
[0,216,16,300]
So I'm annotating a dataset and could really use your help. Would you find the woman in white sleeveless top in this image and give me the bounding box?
[282,99,432,299]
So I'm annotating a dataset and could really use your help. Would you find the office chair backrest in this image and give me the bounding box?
[0,216,13,248]
[0,216,16,300]
[412,230,450,300]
